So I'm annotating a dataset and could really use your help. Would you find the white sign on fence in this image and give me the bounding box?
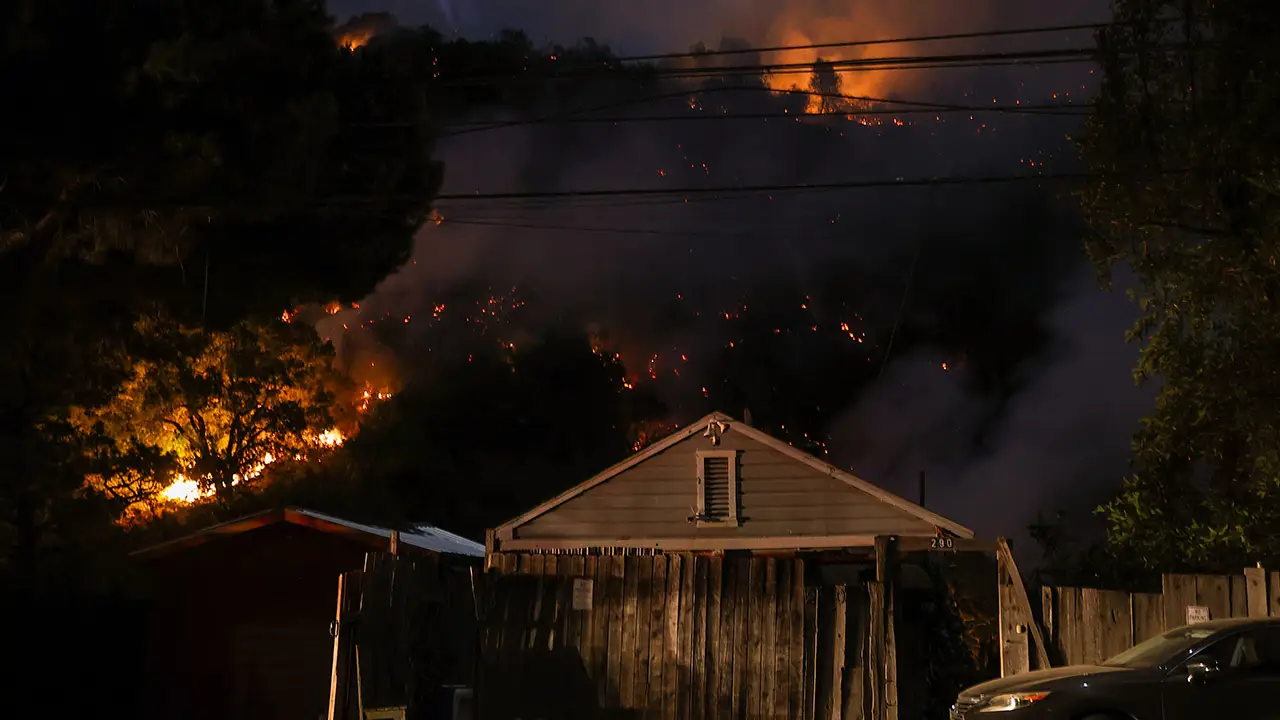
[1186,605,1211,625]
[572,578,594,611]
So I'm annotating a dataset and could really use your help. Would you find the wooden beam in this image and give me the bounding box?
[996,538,1051,671]
[500,534,880,552]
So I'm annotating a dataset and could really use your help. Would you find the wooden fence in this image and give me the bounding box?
[478,552,897,720]
[1040,567,1278,667]
[328,551,476,720]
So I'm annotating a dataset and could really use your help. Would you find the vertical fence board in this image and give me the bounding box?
[762,559,778,718]
[590,556,609,698]
[1040,586,1055,665]
[606,556,626,708]
[1196,574,1230,621]
[715,559,735,720]
[1244,567,1269,618]
[1132,593,1164,645]
[691,557,708,720]
[1058,587,1080,666]
[620,556,639,708]
[803,587,819,720]
[849,579,870,717]
[732,559,749,720]
[850,586,870,720]
[1080,588,1102,666]
[747,558,764,720]
[679,555,696,720]
[638,557,657,709]
[1099,590,1134,661]
[649,556,669,718]
[706,557,724,720]
[775,560,793,720]
[1163,574,1197,629]
[1230,574,1248,619]
[664,555,682,720]
[789,561,805,720]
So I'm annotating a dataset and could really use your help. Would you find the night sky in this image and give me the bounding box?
[323,0,1155,556]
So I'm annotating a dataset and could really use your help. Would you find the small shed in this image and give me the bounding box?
[480,412,987,720]
[134,507,484,720]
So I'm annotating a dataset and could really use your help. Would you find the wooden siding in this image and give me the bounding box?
[514,429,937,542]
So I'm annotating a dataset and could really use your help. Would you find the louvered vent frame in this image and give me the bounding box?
[695,450,739,527]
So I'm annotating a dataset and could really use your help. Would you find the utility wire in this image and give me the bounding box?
[437,83,1090,137]
[436,45,1108,85]
[433,104,1087,130]
[429,170,1116,203]
[438,86,1090,138]
[605,19,1150,64]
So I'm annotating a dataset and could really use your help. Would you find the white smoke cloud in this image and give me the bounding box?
[829,270,1154,559]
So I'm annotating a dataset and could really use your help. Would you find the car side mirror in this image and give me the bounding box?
[1186,659,1221,683]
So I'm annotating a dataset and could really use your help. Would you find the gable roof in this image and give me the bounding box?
[494,412,973,541]
[132,507,485,559]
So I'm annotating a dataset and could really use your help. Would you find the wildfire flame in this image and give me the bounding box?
[155,382,390,505]
[759,6,919,115]
[338,30,374,51]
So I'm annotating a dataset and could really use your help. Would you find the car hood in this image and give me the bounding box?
[960,665,1132,697]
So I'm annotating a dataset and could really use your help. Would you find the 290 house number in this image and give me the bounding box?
[930,536,955,550]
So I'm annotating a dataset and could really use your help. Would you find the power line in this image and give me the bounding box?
[437,216,870,239]
[438,87,1090,138]
[429,171,1120,203]
[606,19,1137,64]
[434,104,1086,130]
[438,45,1106,85]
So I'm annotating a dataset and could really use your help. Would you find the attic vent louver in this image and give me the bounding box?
[695,450,739,526]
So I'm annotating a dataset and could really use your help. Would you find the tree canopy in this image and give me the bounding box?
[2,0,441,325]
[1080,0,1280,571]
[71,316,348,519]
[0,0,442,577]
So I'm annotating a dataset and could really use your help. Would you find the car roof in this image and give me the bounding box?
[1175,617,1280,633]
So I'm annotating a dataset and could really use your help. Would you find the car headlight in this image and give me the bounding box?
[977,691,1051,712]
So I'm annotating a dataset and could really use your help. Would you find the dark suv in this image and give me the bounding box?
[952,618,1280,719]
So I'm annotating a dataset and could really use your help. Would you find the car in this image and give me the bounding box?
[951,617,1280,719]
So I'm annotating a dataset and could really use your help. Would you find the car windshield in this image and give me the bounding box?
[1103,626,1218,668]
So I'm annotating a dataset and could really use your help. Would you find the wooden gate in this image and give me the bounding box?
[478,552,899,720]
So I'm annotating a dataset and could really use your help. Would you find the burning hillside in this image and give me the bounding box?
[334,11,399,50]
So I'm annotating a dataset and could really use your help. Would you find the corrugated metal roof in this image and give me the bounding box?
[294,509,485,557]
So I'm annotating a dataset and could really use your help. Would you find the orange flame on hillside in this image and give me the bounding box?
[338,30,374,51]
[757,3,935,114]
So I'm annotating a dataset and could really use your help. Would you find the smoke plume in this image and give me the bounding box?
[323,0,1148,557]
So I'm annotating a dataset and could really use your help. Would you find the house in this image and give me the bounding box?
[479,412,983,720]
[133,507,484,720]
